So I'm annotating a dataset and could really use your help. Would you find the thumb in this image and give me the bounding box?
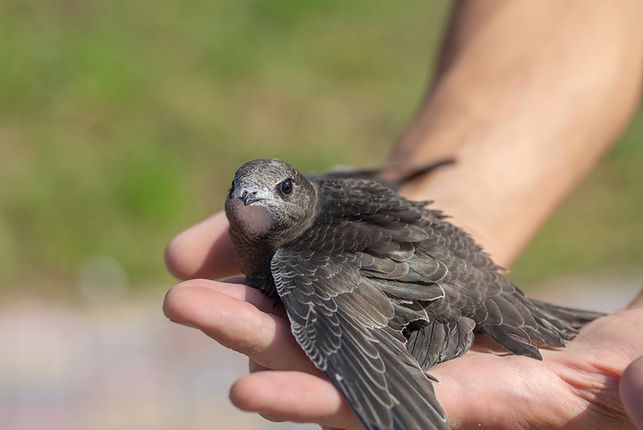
[620,355,643,429]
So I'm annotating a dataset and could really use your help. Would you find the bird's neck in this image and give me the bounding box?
[228,225,278,296]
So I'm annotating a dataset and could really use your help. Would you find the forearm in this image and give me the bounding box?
[391,0,643,267]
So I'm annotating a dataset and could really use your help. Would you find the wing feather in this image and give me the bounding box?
[271,248,448,430]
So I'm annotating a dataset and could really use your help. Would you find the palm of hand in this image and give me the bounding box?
[163,213,641,429]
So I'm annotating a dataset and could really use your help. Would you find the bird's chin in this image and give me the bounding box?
[234,203,275,237]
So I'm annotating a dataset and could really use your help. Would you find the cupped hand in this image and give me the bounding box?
[164,212,643,430]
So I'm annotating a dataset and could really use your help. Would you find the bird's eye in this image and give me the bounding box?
[280,178,293,195]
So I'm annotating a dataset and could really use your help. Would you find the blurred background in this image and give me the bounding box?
[0,1,641,429]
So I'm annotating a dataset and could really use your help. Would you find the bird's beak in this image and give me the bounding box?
[236,189,262,206]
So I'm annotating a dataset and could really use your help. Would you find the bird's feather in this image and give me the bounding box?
[271,250,449,430]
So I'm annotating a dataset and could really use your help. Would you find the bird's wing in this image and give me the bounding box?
[271,247,449,430]
[310,158,455,189]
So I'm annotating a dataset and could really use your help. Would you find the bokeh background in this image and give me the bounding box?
[1,1,641,429]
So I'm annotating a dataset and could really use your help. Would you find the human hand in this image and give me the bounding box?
[164,212,643,429]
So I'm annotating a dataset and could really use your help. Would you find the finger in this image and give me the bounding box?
[229,371,361,429]
[163,281,314,372]
[193,278,288,318]
[249,359,270,373]
[626,286,643,309]
[165,212,240,280]
[173,278,287,317]
[620,355,643,429]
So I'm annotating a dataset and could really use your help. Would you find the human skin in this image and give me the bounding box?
[621,355,643,429]
[164,1,643,428]
[391,0,643,265]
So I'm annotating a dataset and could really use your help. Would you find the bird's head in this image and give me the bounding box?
[225,159,318,243]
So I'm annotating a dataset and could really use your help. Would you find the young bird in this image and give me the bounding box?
[224,158,602,430]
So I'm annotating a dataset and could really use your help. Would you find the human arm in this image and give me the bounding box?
[392,0,643,266]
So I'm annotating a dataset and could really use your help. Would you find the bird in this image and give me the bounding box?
[223,158,602,430]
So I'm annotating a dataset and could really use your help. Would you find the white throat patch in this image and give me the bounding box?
[237,204,274,235]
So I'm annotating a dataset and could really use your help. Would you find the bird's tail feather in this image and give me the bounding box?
[479,296,605,360]
[529,298,605,330]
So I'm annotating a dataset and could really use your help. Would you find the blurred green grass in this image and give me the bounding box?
[0,0,640,295]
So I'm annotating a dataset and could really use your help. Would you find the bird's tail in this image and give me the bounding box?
[528,298,605,332]
[479,295,605,361]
